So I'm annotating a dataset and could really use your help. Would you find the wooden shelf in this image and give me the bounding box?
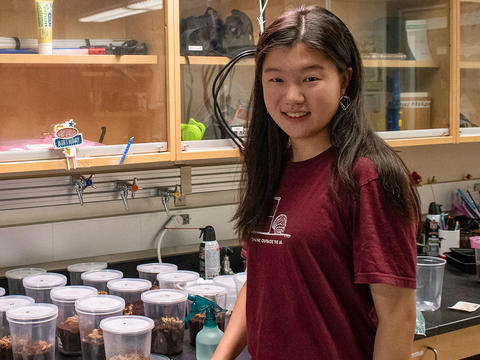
[461,61,480,69]
[460,0,480,3]
[0,54,158,64]
[178,56,438,69]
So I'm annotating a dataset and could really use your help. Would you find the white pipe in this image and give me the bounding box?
[156,214,183,263]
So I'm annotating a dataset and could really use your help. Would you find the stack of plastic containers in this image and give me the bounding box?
[50,286,98,355]
[0,295,34,360]
[22,273,67,303]
[100,315,154,360]
[75,295,125,360]
[6,303,58,360]
[68,262,108,285]
[137,263,177,288]
[213,275,237,311]
[141,289,188,356]
[5,268,46,295]
[184,284,227,345]
[233,272,247,294]
[81,269,123,294]
[107,278,151,315]
[157,270,199,291]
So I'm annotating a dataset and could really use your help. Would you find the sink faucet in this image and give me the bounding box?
[158,185,181,216]
[72,175,95,206]
[117,177,139,210]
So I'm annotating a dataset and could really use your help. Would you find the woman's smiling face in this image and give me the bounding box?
[262,43,350,159]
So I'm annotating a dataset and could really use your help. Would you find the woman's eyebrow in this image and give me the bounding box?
[263,64,326,73]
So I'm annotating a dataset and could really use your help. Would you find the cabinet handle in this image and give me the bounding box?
[425,346,438,360]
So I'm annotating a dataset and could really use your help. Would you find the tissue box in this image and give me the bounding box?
[400,92,431,130]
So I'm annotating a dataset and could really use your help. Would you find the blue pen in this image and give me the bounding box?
[120,137,134,164]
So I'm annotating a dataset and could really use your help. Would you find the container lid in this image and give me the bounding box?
[0,296,35,313]
[0,287,5,297]
[5,268,46,280]
[136,262,177,274]
[6,303,58,324]
[75,295,125,315]
[50,286,98,303]
[213,275,236,290]
[23,273,67,290]
[67,262,108,273]
[185,284,227,297]
[107,278,152,293]
[233,272,247,283]
[81,269,123,282]
[141,289,187,304]
[157,270,199,283]
[100,315,154,335]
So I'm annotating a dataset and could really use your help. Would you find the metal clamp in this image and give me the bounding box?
[158,185,181,216]
[72,175,95,206]
[117,177,140,210]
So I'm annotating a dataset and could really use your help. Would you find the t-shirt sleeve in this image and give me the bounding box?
[352,177,417,289]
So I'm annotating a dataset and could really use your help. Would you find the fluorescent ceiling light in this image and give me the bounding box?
[128,0,163,10]
[79,8,147,23]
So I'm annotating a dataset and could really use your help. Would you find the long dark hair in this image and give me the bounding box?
[234,5,420,242]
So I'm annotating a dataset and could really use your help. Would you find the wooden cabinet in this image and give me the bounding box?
[0,0,476,174]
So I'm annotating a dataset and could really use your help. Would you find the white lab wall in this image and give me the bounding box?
[0,204,237,268]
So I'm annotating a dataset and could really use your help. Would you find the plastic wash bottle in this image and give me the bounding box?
[185,294,226,360]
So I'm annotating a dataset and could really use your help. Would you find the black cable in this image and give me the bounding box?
[212,49,256,150]
[184,55,194,122]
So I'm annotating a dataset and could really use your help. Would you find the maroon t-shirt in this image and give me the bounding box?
[245,146,417,359]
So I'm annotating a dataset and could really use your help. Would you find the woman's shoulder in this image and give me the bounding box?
[352,156,379,187]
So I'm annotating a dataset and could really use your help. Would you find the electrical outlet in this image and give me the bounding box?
[181,214,190,225]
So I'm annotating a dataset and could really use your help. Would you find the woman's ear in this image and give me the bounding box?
[341,67,353,94]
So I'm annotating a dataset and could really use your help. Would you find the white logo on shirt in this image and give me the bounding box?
[252,197,291,238]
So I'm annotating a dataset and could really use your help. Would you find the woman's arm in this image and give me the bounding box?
[370,283,416,360]
[212,281,248,360]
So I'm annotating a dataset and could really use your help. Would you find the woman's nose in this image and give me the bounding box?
[284,84,304,104]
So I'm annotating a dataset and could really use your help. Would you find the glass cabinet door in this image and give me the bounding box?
[0,0,170,169]
[459,0,480,140]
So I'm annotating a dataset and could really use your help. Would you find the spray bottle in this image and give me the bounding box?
[199,225,220,279]
[185,295,226,360]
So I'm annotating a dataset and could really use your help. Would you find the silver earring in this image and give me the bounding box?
[339,95,351,111]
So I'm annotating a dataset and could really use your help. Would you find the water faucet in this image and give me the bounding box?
[158,185,181,216]
[72,175,95,206]
[117,177,139,210]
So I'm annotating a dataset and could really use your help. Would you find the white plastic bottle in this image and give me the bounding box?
[199,226,220,279]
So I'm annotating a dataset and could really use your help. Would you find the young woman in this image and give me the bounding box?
[213,5,419,360]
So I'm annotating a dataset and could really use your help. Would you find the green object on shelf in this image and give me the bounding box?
[181,118,206,141]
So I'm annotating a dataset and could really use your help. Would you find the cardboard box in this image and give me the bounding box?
[400,92,431,130]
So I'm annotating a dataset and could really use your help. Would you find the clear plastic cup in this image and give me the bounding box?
[6,303,58,360]
[0,288,5,297]
[50,285,98,355]
[157,270,199,291]
[23,273,67,304]
[100,315,154,360]
[141,289,188,355]
[107,278,151,316]
[68,262,108,285]
[81,270,123,294]
[185,284,227,346]
[213,275,237,311]
[5,268,46,295]
[233,272,247,295]
[416,256,446,311]
[75,295,125,360]
[136,263,178,288]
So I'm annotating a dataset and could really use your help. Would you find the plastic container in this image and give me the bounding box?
[50,286,98,355]
[100,315,154,360]
[81,270,123,294]
[6,303,58,360]
[136,263,177,287]
[184,284,227,346]
[107,278,151,316]
[233,272,247,295]
[0,288,4,297]
[416,256,446,311]
[471,236,480,282]
[67,262,108,285]
[5,268,46,295]
[75,295,125,360]
[157,270,199,291]
[141,289,188,355]
[476,248,480,282]
[23,273,67,303]
[213,275,237,311]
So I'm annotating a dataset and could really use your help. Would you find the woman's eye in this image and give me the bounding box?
[304,77,320,82]
[270,78,283,83]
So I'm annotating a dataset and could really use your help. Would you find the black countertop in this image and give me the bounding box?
[419,264,480,338]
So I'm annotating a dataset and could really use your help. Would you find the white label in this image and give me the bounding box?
[188,45,203,52]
